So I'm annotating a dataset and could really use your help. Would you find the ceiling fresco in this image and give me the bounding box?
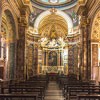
[31,0,78,10]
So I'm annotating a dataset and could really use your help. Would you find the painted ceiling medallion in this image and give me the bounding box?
[31,0,78,10]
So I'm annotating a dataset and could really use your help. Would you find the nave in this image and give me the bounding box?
[0,74,100,100]
[0,0,100,100]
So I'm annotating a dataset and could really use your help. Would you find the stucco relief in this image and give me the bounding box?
[92,11,100,41]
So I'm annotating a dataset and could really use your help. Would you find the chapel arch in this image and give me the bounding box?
[91,10,100,81]
[1,9,17,79]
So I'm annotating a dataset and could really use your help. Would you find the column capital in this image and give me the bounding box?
[18,16,28,26]
[80,16,90,28]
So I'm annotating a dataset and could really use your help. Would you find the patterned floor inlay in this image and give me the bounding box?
[45,81,64,100]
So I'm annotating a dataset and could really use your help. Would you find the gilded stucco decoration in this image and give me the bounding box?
[38,14,68,39]
[91,11,100,41]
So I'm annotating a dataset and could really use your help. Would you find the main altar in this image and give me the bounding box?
[41,47,65,74]
[37,23,68,74]
[38,36,68,74]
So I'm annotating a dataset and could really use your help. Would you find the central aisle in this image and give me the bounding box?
[45,81,64,100]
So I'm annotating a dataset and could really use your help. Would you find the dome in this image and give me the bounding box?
[31,0,78,10]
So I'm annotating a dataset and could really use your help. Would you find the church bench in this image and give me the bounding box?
[10,81,47,87]
[1,87,44,100]
[62,80,96,96]
[77,94,100,100]
[9,81,47,93]
[29,75,49,83]
[57,74,78,88]
[12,81,47,88]
[1,81,47,100]
[66,87,100,100]
[20,81,47,85]
[63,84,96,97]
[16,81,47,92]
[0,93,38,100]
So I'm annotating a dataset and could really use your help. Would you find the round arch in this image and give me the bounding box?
[34,9,73,34]
[1,2,18,80]
[91,9,100,81]
[91,9,100,41]
[1,2,18,38]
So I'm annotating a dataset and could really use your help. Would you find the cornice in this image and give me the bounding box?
[75,0,87,14]
[16,0,33,14]
[76,0,100,18]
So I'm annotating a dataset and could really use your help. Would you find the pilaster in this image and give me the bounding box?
[16,4,31,80]
[79,12,91,80]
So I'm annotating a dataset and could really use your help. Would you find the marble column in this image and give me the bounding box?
[16,17,27,80]
[80,16,90,80]
[60,51,61,66]
[57,51,60,73]
[87,23,91,80]
[60,51,63,66]
[46,50,48,67]
[44,51,46,66]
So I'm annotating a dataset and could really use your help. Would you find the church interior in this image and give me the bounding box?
[0,0,100,100]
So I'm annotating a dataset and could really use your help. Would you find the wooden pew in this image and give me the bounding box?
[1,80,47,100]
[67,87,100,100]
[29,75,49,84]
[77,94,100,100]
[63,84,96,97]
[19,81,47,88]
[0,93,38,100]
[62,80,96,97]
[1,87,45,100]
[13,81,47,93]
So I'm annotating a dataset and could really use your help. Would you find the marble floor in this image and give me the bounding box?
[44,81,64,100]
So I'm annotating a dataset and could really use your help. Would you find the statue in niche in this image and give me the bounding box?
[48,51,57,66]
[29,12,37,26]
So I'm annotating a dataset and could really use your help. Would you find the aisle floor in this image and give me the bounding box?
[44,81,64,100]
